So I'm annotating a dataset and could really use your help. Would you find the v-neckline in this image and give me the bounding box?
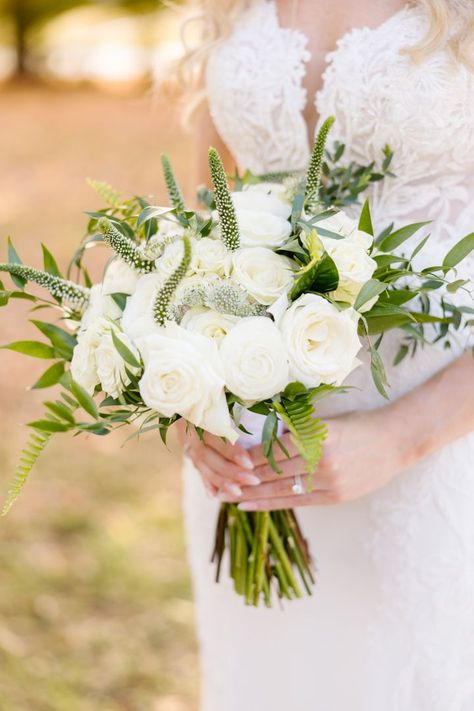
[270,1,410,147]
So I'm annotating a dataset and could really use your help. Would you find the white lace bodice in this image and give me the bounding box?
[206,0,474,270]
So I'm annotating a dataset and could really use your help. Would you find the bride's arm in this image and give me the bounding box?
[230,352,474,510]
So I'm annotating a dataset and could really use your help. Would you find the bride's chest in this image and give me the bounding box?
[206,1,474,176]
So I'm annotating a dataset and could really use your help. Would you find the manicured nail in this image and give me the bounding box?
[240,474,261,486]
[225,483,243,497]
[237,502,258,511]
[236,453,254,470]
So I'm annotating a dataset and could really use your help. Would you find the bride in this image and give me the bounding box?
[174,1,474,709]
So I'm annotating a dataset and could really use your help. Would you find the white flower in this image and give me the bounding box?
[321,238,377,307]
[280,294,362,387]
[121,272,166,341]
[313,210,373,249]
[102,258,140,296]
[136,322,238,442]
[193,237,231,277]
[155,238,197,278]
[220,317,290,402]
[80,284,122,332]
[71,318,139,398]
[181,307,238,342]
[174,272,221,303]
[235,208,292,248]
[232,184,292,219]
[70,325,101,394]
[95,326,140,399]
[231,248,294,305]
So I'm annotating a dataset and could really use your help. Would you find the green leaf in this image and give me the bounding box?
[70,380,99,419]
[137,205,174,228]
[274,392,328,475]
[27,419,70,433]
[354,279,387,311]
[358,199,374,237]
[393,344,409,366]
[447,279,469,294]
[378,222,431,252]
[30,320,76,360]
[2,429,52,515]
[2,340,55,359]
[7,237,25,289]
[369,346,389,399]
[31,362,66,389]
[110,328,142,370]
[442,233,474,269]
[41,244,62,277]
[44,400,75,423]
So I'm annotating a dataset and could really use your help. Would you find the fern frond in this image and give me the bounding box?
[87,179,123,209]
[161,154,185,212]
[0,263,90,306]
[153,235,192,326]
[2,429,53,515]
[208,148,240,251]
[274,393,327,475]
[98,218,156,274]
[305,116,336,209]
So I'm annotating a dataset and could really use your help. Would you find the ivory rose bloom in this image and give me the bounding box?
[181,307,238,343]
[280,294,362,387]
[102,259,140,297]
[220,317,290,402]
[155,237,197,278]
[232,185,292,219]
[121,272,166,341]
[321,238,377,307]
[314,210,373,249]
[136,323,238,442]
[193,237,231,277]
[71,319,138,398]
[235,209,292,248]
[231,248,294,305]
[79,284,122,332]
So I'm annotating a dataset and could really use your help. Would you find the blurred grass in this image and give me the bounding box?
[0,84,198,711]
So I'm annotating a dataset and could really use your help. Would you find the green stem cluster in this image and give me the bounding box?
[214,505,315,607]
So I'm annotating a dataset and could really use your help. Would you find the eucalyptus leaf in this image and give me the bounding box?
[31,362,65,390]
[378,221,431,252]
[442,232,474,269]
[111,329,142,370]
[354,279,387,311]
[70,380,99,419]
[2,340,55,359]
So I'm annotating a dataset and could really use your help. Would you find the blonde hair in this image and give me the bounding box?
[173,0,474,101]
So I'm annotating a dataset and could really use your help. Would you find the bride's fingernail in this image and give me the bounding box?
[236,453,254,470]
[240,474,260,486]
[238,502,257,511]
[224,483,242,498]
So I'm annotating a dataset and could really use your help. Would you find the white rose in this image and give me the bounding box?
[220,317,290,402]
[71,319,139,398]
[181,307,238,343]
[80,284,122,332]
[95,325,140,399]
[231,248,294,305]
[321,238,377,307]
[70,325,101,394]
[232,184,291,219]
[193,237,231,277]
[280,294,362,387]
[155,238,197,278]
[136,323,238,442]
[314,210,373,249]
[121,272,166,341]
[235,208,292,248]
[102,258,140,296]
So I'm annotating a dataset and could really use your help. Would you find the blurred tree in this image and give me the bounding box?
[0,0,163,77]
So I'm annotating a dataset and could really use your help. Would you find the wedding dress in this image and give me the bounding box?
[182,2,474,709]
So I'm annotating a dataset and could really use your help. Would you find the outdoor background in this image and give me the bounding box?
[0,2,200,709]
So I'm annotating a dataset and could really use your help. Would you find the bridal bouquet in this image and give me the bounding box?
[1,118,473,607]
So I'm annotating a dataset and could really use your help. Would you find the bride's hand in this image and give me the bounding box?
[177,420,260,498]
[220,407,413,510]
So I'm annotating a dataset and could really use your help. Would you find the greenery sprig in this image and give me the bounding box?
[208,147,240,251]
[153,235,192,326]
[98,217,157,273]
[161,153,185,212]
[0,263,90,305]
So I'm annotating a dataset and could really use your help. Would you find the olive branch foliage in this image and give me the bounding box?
[0,118,473,513]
